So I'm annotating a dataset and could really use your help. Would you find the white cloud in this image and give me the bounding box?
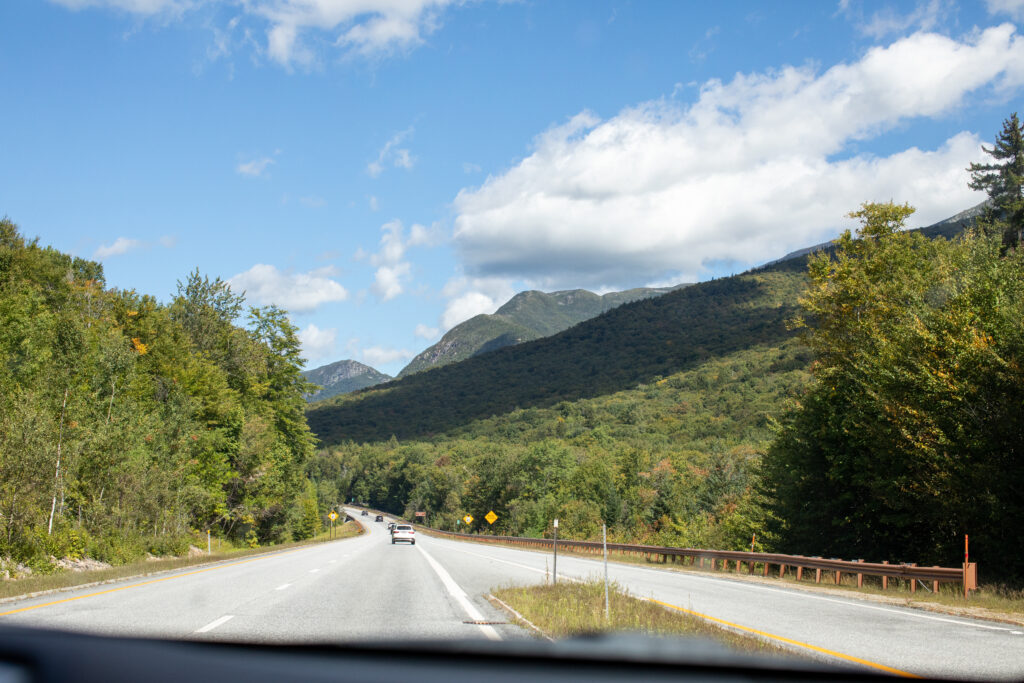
[368,127,416,177]
[229,264,348,312]
[299,195,326,207]
[158,234,177,248]
[50,0,456,66]
[299,323,337,364]
[451,26,1024,290]
[439,276,517,330]
[49,0,187,15]
[361,345,414,367]
[368,195,379,211]
[236,156,275,177]
[414,323,440,340]
[93,237,144,259]
[855,0,951,39]
[364,219,441,300]
[372,262,411,300]
[462,162,482,174]
[987,0,1024,20]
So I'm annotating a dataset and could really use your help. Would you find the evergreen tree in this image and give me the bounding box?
[968,112,1024,247]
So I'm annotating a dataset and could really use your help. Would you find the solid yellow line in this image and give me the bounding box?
[0,545,312,618]
[648,598,921,678]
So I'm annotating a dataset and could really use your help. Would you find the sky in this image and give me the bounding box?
[2,0,1023,376]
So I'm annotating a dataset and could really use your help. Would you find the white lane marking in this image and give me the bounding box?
[440,544,583,583]
[1012,631,1023,635]
[275,583,292,591]
[429,536,1015,633]
[416,544,502,641]
[195,614,234,633]
[309,568,320,573]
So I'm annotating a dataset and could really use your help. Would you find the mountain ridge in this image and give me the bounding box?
[397,285,689,377]
[301,359,391,402]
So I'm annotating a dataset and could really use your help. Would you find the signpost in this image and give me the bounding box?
[328,511,338,539]
[206,529,211,555]
[552,518,559,585]
[463,514,474,525]
[603,523,609,620]
[485,510,497,525]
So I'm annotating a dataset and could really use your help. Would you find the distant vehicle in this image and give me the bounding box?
[391,524,415,545]
[375,514,384,522]
[361,510,369,517]
[387,522,396,533]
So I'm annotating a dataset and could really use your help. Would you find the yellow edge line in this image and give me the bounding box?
[0,545,313,618]
[648,598,921,678]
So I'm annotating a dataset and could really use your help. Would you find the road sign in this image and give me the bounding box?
[328,511,338,521]
[485,510,498,525]
[463,514,474,525]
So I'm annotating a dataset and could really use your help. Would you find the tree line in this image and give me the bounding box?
[0,223,320,571]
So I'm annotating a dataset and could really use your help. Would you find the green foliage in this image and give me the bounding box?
[968,112,1024,248]
[397,286,685,378]
[764,202,1024,580]
[0,219,317,570]
[309,267,805,444]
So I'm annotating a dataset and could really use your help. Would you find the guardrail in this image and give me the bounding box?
[413,525,978,596]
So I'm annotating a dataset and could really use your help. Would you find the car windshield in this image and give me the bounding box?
[2,1,1023,681]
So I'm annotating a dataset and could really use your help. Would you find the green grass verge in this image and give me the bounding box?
[491,580,794,657]
[427,531,1024,620]
[0,520,362,602]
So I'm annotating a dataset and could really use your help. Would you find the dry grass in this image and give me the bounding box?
[491,580,794,657]
[425,532,1024,621]
[0,520,362,602]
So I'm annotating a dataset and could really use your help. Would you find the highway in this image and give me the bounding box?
[1,510,1022,680]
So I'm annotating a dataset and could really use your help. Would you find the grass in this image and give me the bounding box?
[491,580,795,658]
[0,520,362,602]
[422,530,1024,621]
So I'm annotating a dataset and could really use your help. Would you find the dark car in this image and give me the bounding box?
[375,515,384,522]
[361,510,369,517]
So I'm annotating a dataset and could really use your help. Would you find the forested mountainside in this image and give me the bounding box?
[307,262,804,445]
[397,285,687,378]
[0,220,323,572]
[302,359,391,402]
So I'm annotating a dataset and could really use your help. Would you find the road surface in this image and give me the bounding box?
[1,509,1022,680]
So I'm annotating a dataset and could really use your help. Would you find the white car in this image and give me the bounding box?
[391,524,415,545]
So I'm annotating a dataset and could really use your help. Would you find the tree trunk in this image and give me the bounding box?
[47,386,69,536]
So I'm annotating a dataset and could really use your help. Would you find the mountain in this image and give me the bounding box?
[397,285,688,378]
[301,360,392,402]
[306,204,983,445]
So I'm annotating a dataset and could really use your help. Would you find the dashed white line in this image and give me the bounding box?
[195,615,234,633]
[309,568,320,573]
[275,583,292,591]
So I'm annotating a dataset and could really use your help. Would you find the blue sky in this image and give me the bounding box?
[2,0,1023,375]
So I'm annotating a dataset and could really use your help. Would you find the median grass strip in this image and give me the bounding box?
[491,580,794,657]
[0,520,362,602]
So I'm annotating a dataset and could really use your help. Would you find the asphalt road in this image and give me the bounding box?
[2,510,1023,680]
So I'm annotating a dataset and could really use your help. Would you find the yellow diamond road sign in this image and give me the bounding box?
[463,514,474,525]
[328,511,338,521]
[485,510,498,525]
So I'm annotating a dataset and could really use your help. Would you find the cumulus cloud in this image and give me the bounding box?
[229,264,348,312]
[299,323,337,364]
[451,25,1024,290]
[439,276,517,330]
[49,0,456,66]
[93,237,144,259]
[236,156,275,177]
[853,0,952,39]
[368,128,415,177]
[987,0,1024,20]
[361,345,414,367]
[414,323,440,340]
[365,219,439,300]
